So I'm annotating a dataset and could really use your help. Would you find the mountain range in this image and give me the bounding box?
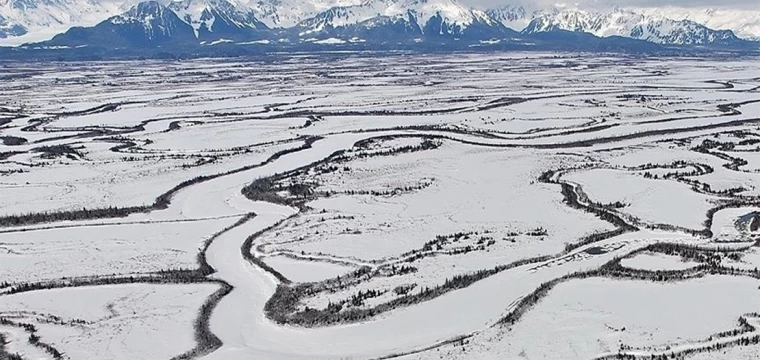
[1,0,759,55]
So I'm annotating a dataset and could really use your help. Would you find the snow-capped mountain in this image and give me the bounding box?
[2,0,759,51]
[46,1,196,47]
[636,7,760,41]
[0,0,273,45]
[295,0,511,40]
[249,0,361,29]
[520,8,741,45]
[0,13,27,37]
[0,0,125,42]
[168,0,268,40]
[108,0,194,40]
[485,4,537,32]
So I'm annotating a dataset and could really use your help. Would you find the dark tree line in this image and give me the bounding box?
[243,136,442,208]
[0,136,320,228]
[0,317,63,359]
[171,281,232,360]
[0,136,27,146]
[264,253,555,327]
[261,165,637,327]
[32,144,84,160]
[0,333,23,360]
[597,334,760,360]
[5,269,206,295]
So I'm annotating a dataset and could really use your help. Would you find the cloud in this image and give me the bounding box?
[587,0,760,8]
[467,0,760,10]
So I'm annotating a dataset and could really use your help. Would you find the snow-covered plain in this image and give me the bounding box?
[410,276,760,360]
[2,53,760,360]
[0,283,217,360]
[620,251,701,271]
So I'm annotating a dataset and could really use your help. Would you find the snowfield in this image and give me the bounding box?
[620,251,701,271]
[0,216,240,283]
[409,276,760,360]
[2,53,760,360]
[0,284,217,360]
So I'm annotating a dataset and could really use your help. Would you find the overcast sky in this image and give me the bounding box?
[589,0,758,7]
[470,0,760,9]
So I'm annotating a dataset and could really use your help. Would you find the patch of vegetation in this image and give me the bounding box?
[0,317,64,359]
[4,269,206,295]
[171,281,232,360]
[0,152,22,161]
[264,253,554,327]
[0,333,24,360]
[32,144,85,160]
[0,137,320,228]
[0,136,27,146]
[0,206,148,227]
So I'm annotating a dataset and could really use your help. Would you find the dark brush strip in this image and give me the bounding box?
[170,280,233,360]
[0,136,320,228]
[251,136,638,327]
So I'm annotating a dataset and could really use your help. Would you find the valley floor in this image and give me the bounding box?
[1,53,760,360]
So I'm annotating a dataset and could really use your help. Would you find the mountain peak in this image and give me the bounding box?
[294,0,506,39]
[520,6,743,45]
[3,0,758,50]
[120,1,166,18]
[40,0,197,46]
[111,1,173,27]
[167,0,268,39]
